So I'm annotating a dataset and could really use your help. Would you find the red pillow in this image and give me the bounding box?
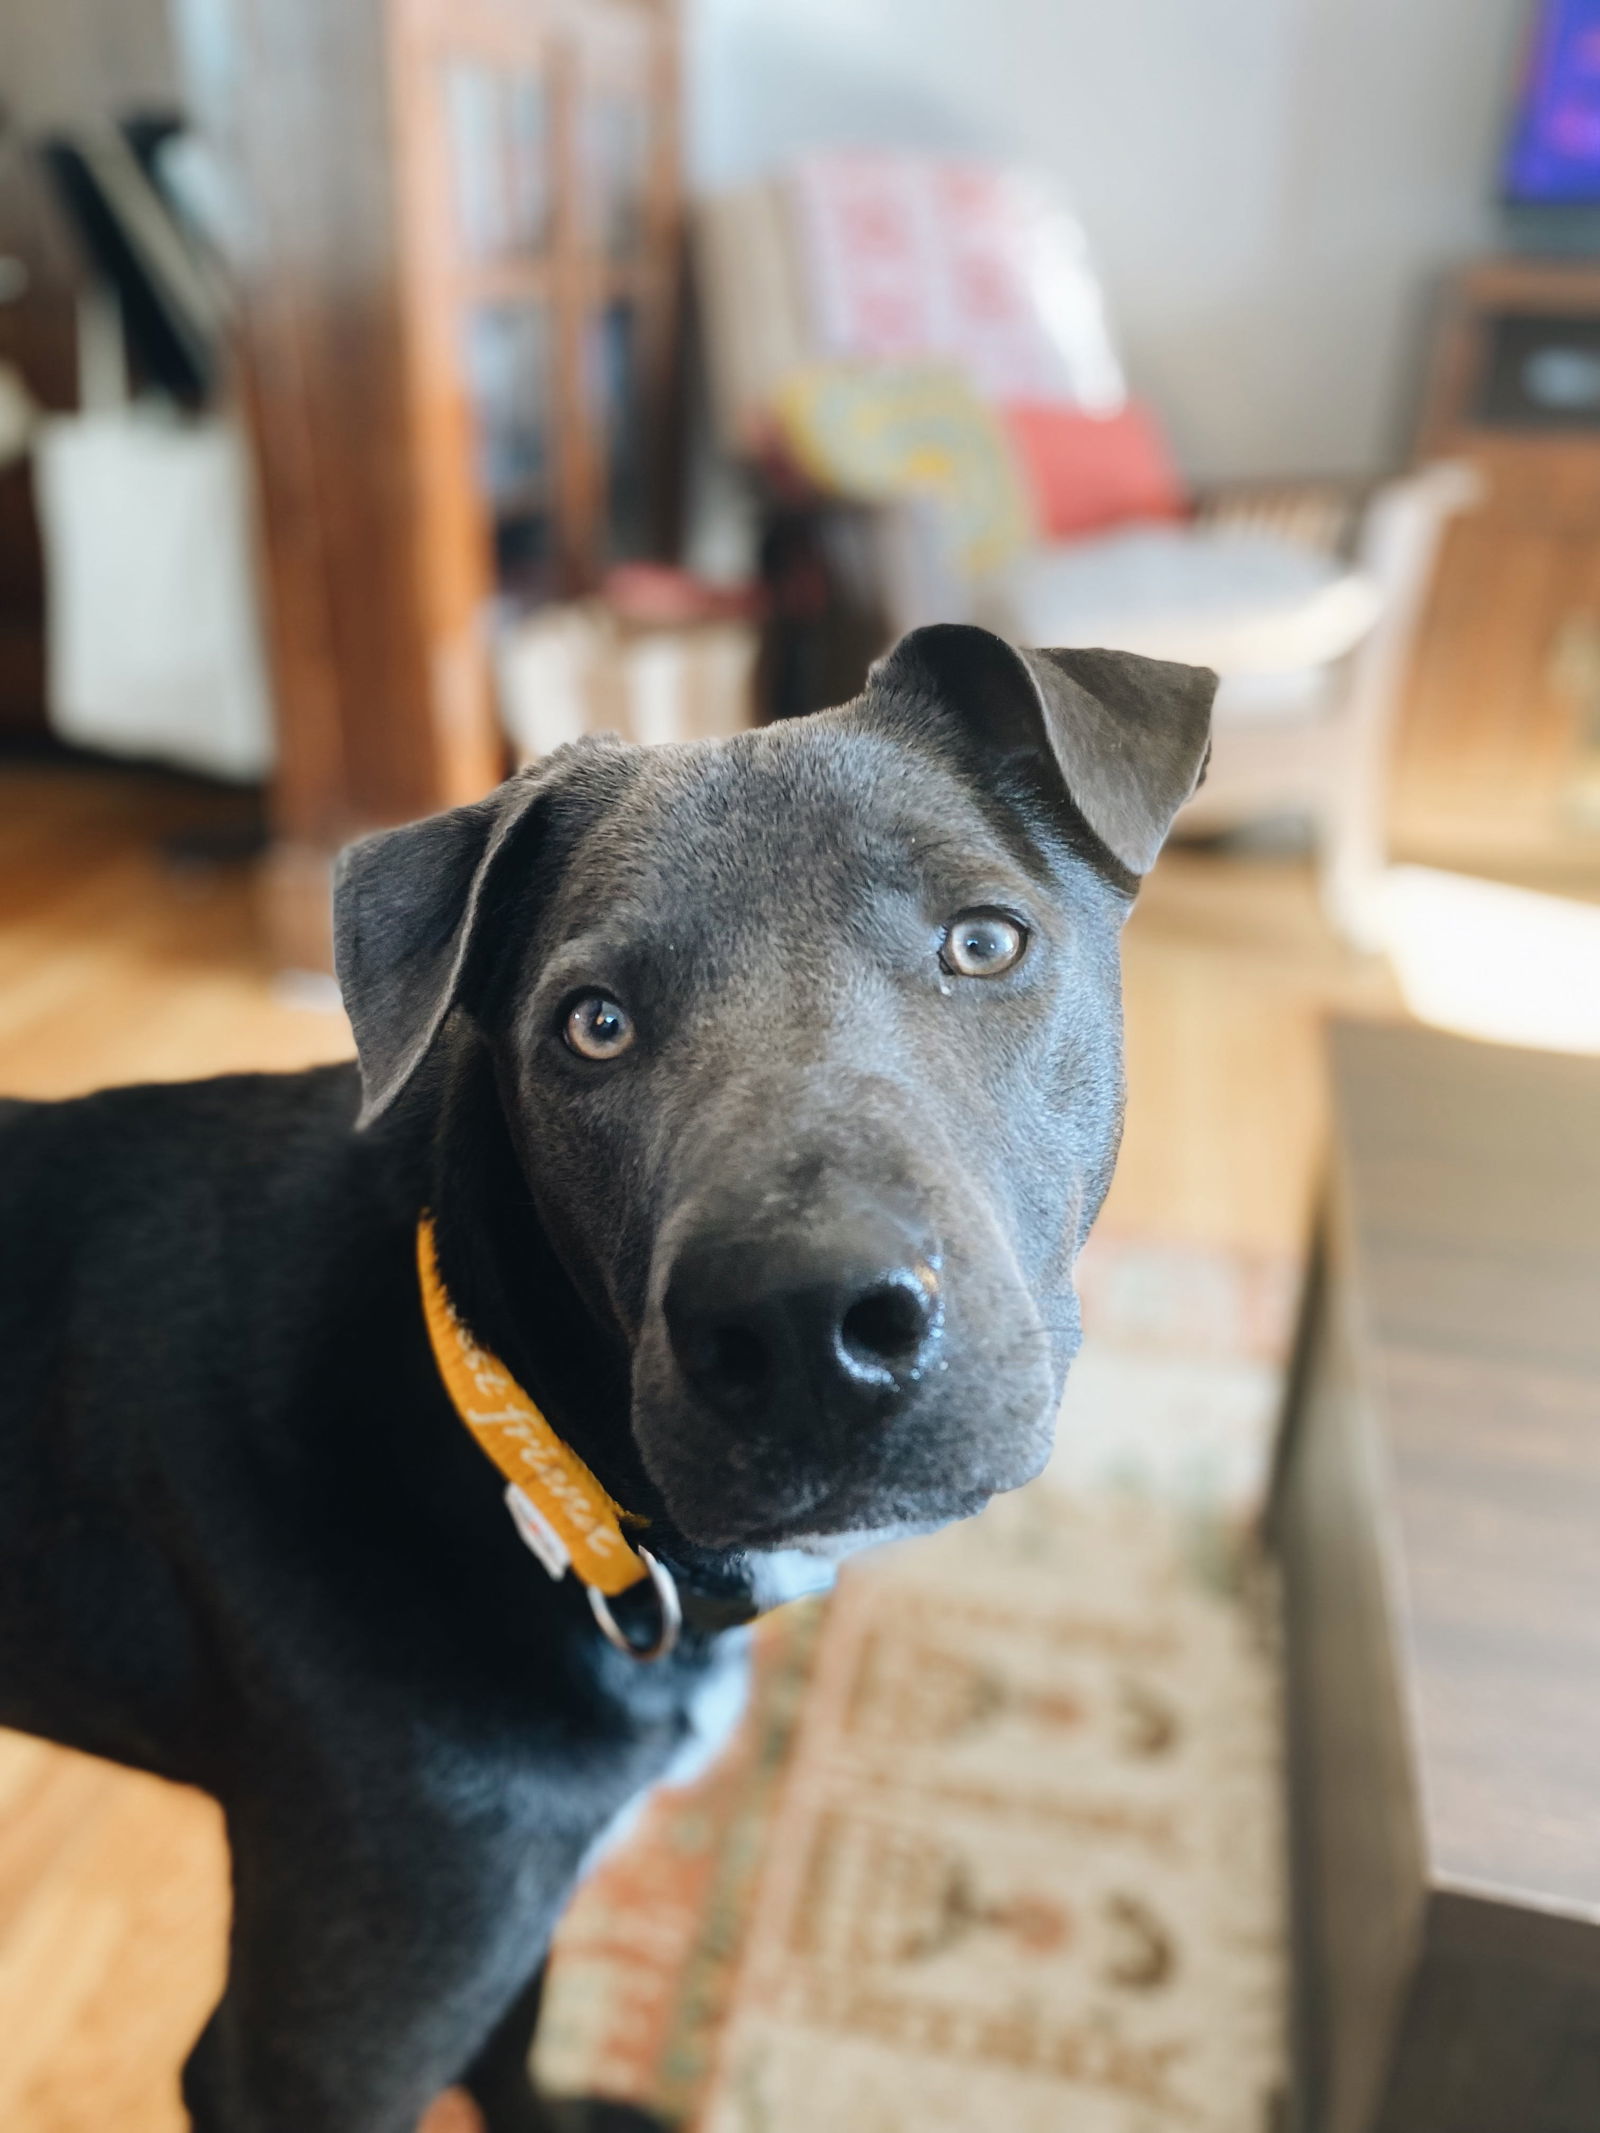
[1001,399,1187,541]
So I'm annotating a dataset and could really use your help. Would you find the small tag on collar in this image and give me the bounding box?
[504,1482,572,1581]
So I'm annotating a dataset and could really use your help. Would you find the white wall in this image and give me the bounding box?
[687,0,1527,483]
[0,0,178,128]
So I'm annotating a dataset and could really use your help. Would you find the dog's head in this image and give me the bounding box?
[335,626,1213,1558]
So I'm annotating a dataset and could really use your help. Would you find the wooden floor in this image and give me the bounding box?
[0,759,1400,2129]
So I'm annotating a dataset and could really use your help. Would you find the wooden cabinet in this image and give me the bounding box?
[1395,261,1600,879]
[392,0,680,608]
[189,0,681,967]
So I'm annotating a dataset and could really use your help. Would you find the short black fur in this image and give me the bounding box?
[0,626,1213,2130]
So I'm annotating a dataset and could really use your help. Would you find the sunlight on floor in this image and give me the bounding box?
[1384,866,1600,1057]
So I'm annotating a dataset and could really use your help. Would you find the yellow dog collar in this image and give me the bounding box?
[417,1217,680,1657]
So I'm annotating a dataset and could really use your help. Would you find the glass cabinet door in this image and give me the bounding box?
[445,59,552,264]
[401,0,679,605]
[582,89,652,263]
[464,297,552,595]
[590,296,647,561]
[427,18,561,599]
[574,1,674,572]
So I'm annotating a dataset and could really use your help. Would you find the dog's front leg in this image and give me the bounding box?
[456,1960,670,2133]
[179,1779,593,2133]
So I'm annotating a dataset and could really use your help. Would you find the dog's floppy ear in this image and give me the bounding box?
[333,772,544,1127]
[868,623,1215,879]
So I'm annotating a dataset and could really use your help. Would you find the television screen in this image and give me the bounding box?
[1505,0,1600,204]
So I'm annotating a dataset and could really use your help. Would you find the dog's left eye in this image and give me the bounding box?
[564,993,635,1060]
[940,909,1027,978]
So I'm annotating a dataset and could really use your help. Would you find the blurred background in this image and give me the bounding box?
[4,2,1600,2130]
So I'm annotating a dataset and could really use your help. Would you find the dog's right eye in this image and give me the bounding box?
[940,909,1027,979]
[563,994,635,1061]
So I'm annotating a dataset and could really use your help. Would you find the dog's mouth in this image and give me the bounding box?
[716,1489,996,1558]
[630,1353,1061,1558]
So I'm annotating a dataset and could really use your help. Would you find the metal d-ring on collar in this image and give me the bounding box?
[588,1546,682,1662]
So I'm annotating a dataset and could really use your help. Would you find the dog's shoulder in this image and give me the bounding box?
[0,1061,401,1353]
[1,1060,364,1219]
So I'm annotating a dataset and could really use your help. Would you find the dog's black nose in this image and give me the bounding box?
[663,1213,942,1426]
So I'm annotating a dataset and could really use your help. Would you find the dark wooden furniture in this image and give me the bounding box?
[1276,1019,1600,2133]
[187,0,683,966]
[1397,259,1600,881]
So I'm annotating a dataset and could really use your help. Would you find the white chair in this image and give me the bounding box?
[981,466,1479,946]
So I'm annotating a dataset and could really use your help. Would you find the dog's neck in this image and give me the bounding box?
[425,1034,644,1495]
[419,1030,780,1621]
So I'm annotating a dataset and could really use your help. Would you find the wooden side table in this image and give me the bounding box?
[1275,1020,1600,2133]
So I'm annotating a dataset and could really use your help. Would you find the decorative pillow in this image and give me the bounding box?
[787,152,1127,409]
[1001,399,1187,541]
[771,361,1033,579]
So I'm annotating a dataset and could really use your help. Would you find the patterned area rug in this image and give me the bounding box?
[534,1236,1297,2133]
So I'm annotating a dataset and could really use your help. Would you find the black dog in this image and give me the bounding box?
[0,624,1212,2131]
